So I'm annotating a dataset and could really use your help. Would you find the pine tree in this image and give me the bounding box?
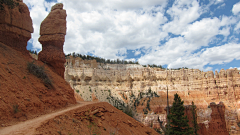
[167,93,193,135]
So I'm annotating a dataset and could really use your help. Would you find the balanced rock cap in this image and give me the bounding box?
[51,3,63,11]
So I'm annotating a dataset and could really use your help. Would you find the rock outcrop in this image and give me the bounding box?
[208,102,228,135]
[38,3,66,78]
[0,0,33,54]
[0,1,77,127]
[198,123,208,135]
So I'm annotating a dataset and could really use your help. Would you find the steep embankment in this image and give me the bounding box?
[0,102,93,135]
[0,42,76,126]
[0,102,158,135]
[35,102,158,135]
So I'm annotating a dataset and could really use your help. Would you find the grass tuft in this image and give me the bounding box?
[13,104,19,113]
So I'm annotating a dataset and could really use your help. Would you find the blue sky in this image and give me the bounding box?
[25,0,240,71]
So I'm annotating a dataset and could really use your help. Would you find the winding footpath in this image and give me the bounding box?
[0,102,95,135]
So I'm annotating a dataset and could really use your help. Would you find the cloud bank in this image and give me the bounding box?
[25,0,240,71]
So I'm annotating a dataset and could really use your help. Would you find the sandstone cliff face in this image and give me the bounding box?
[38,3,66,78]
[0,0,33,54]
[65,56,240,134]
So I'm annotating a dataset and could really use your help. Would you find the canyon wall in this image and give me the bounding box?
[65,56,240,134]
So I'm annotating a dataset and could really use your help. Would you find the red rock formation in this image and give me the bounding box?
[198,123,208,135]
[208,102,228,135]
[184,102,228,135]
[0,0,33,54]
[38,3,66,78]
[184,105,195,128]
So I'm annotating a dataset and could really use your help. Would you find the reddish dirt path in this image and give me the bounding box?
[0,102,95,135]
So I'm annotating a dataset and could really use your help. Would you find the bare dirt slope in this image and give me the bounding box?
[34,102,159,135]
[0,102,159,135]
[0,42,76,126]
[0,102,94,135]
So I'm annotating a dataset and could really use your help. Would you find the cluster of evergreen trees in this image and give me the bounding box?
[142,64,188,70]
[28,50,38,55]
[142,64,165,69]
[66,52,139,65]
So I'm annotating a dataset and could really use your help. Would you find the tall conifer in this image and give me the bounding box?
[167,93,193,135]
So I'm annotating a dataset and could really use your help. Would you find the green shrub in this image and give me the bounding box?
[122,105,135,117]
[13,104,19,113]
[237,122,240,127]
[27,61,52,87]
[76,90,79,93]
[154,128,162,134]
[0,0,19,10]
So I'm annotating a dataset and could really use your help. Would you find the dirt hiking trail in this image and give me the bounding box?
[0,102,95,135]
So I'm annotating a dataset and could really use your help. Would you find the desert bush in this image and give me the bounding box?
[237,122,240,127]
[13,104,19,113]
[27,61,52,87]
[122,105,135,117]
[154,128,162,134]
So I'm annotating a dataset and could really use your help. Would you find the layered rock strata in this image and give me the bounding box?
[65,56,240,134]
[38,3,66,78]
[0,0,33,54]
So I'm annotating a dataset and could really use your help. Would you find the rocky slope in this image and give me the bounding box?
[65,56,240,134]
[0,1,76,127]
[0,41,76,127]
[35,102,159,135]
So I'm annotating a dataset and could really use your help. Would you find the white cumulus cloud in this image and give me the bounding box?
[232,2,240,15]
[24,0,240,71]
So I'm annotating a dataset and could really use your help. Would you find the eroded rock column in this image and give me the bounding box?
[38,3,66,78]
[0,0,33,54]
[208,102,228,135]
